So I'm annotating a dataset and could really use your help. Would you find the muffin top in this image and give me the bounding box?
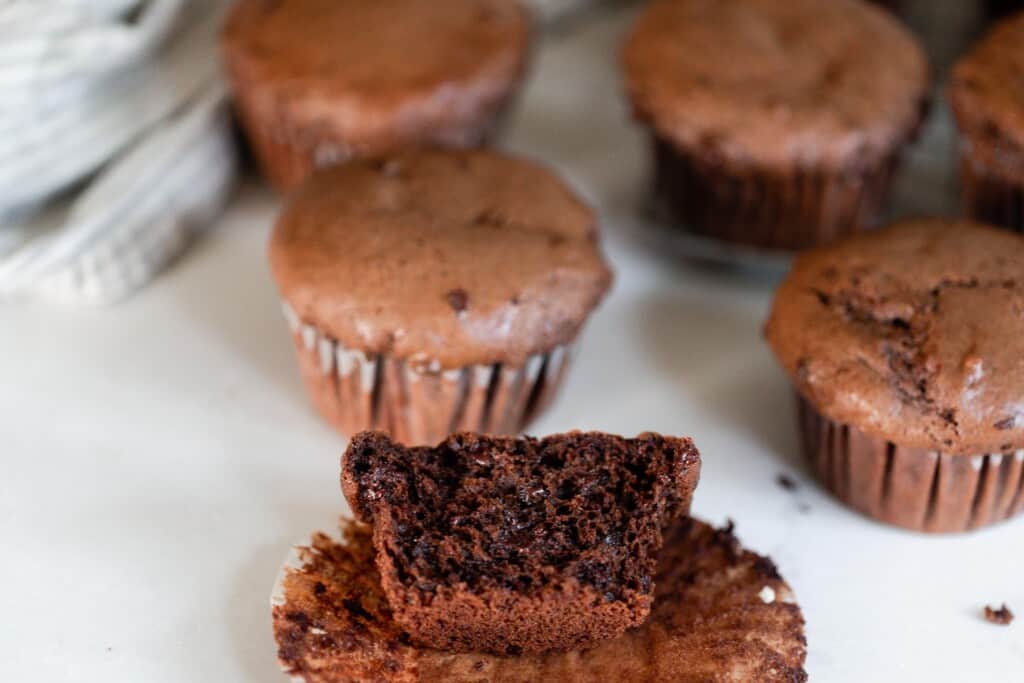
[269,149,613,369]
[623,0,929,168]
[949,13,1024,154]
[221,0,530,146]
[766,219,1024,455]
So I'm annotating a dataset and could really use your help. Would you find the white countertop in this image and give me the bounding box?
[2,6,1021,682]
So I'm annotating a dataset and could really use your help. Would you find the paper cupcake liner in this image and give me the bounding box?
[282,303,574,446]
[270,542,311,683]
[271,518,806,682]
[959,144,1024,233]
[650,136,902,251]
[228,76,519,193]
[797,397,1024,532]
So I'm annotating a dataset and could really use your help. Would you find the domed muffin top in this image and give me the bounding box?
[624,0,929,167]
[222,0,530,148]
[766,219,1024,454]
[949,13,1024,154]
[269,149,612,369]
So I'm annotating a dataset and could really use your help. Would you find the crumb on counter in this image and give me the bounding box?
[983,604,1014,626]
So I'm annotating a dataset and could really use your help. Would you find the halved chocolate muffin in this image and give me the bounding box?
[341,431,701,655]
[272,517,807,682]
[268,148,612,446]
[765,218,1024,532]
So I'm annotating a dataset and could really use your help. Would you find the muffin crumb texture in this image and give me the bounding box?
[342,430,701,654]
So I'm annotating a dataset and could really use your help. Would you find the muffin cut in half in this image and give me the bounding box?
[341,431,701,655]
[272,517,807,682]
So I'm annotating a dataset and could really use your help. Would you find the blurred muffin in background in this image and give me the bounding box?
[268,148,612,445]
[221,0,531,192]
[623,0,929,252]
[949,12,1024,233]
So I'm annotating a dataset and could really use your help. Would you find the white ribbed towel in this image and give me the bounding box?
[0,0,237,305]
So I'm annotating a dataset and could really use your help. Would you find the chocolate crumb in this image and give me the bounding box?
[287,611,310,627]
[753,556,783,581]
[313,582,327,595]
[994,417,1015,430]
[446,288,469,313]
[776,474,799,491]
[984,604,1014,625]
[342,597,374,622]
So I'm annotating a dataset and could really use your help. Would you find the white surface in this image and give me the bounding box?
[1,7,1022,683]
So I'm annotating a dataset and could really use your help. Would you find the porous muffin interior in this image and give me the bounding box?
[344,431,700,601]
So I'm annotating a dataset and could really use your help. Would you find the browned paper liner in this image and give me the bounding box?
[651,137,901,251]
[283,303,574,445]
[271,518,807,682]
[959,144,1024,233]
[798,397,1024,532]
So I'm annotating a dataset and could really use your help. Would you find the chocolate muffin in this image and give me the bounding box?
[765,218,1024,532]
[949,13,1024,233]
[221,0,531,192]
[269,149,613,445]
[623,0,929,251]
[341,431,701,655]
[272,518,807,682]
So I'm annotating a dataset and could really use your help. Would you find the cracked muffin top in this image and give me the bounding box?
[765,219,1024,455]
[269,148,612,369]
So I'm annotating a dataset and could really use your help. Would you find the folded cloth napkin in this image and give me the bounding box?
[0,0,237,305]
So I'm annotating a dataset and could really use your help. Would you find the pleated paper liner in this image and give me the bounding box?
[798,397,1024,533]
[959,143,1024,233]
[283,303,575,446]
[651,136,900,252]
